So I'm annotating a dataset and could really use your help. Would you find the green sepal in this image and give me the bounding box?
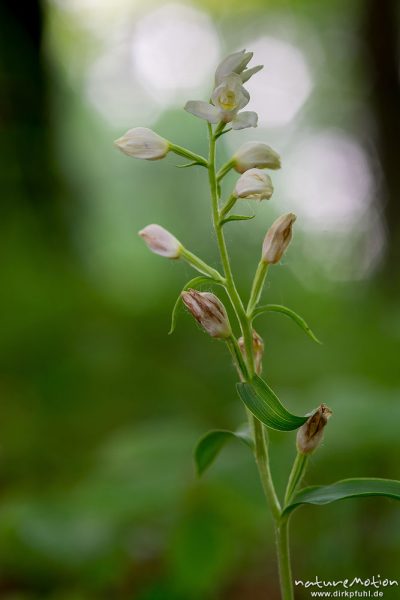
[220,214,255,226]
[237,375,308,432]
[194,428,253,476]
[282,478,400,517]
[169,276,222,335]
[252,304,321,344]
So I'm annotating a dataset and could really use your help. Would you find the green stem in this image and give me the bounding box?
[219,194,237,221]
[276,518,294,600]
[247,260,269,316]
[284,452,308,505]
[169,143,208,167]
[216,158,234,181]
[207,123,288,597]
[181,247,225,282]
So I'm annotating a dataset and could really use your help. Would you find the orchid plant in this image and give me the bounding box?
[115,50,400,599]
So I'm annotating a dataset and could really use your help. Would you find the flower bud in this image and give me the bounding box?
[233,141,281,173]
[261,213,296,264]
[181,290,231,339]
[297,404,332,454]
[238,330,264,375]
[234,168,273,200]
[114,127,170,160]
[139,224,181,258]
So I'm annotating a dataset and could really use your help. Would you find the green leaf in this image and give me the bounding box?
[194,428,253,476]
[175,160,203,168]
[220,214,255,226]
[237,375,308,432]
[252,304,321,344]
[283,478,400,516]
[169,276,216,335]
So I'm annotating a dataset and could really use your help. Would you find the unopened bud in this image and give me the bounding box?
[181,290,231,339]
[139,224,181,258]
[114,127,170,160]
[238,330,264,375]
[296,404,332,455]
[234,168,273,201]
[262,213,296,264]
[233,141,281,174]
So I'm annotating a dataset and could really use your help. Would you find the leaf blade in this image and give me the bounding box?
[220,214,255,226]
[283,478,400,516]
[237,375,308,432]
[252,304,321,344]
[195,428,253,476]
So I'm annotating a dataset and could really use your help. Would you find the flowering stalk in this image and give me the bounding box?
[116,49,359,600]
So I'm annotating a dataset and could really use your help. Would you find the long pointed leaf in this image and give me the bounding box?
[220,214,255,226]
[237,375,308,431]
[283,478,400,516]
[195,428,253,476]
[169,276,217,334]
[252,304,321,344]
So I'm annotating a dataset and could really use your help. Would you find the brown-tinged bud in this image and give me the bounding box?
[296,404,333,455]
[238,330,264,375]
[261,213,296,264]
[181,290,231,339]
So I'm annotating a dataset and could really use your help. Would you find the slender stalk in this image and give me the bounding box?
[276,518,294,600]
[219,194,237,220]
[207,123,291,598]
[169,143,208,167]
[285,453,309,505]
[180,247,225,282]
[247,260,269,316]
[216,158,234,181]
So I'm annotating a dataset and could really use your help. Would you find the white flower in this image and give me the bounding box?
[139,224,181,258]
[233,141,281,173]
[234,168,273,200]
[181,290,231,339]
[214,50,263,85]
[114,128,170,160]
[185,74,258,129]
[261,213,296,264]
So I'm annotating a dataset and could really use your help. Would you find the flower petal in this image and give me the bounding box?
[184,101,220,123]
[215,50,253,85]
[232,111,258,130]
[241,65,263,83]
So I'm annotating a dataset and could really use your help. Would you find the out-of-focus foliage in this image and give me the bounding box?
[0,0,399,598]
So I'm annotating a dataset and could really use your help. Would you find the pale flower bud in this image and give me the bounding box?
[238,330,264,375]
[181,290,231,339]
[234,168,273,200]
[139,224,181,258]
[114,127,170,160]
[261,213,296,264]
[296,404,333,455]
[233,141,281,173]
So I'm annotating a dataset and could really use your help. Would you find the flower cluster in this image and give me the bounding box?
[185,50,262,130]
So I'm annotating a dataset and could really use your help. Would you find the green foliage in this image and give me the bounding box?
[283,478,400,516]
[252,304,321,344]
[237,376,308,431]
[194,428,253,475]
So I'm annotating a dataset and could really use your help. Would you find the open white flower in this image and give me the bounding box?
[234,168,273,200]
[114,128,170,160]
[139,224,181,258]
[214,50,263,86]
[233,141,281,173]
[185,73,258,129]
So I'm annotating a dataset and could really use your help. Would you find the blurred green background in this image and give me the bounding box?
[1,0,400,598]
